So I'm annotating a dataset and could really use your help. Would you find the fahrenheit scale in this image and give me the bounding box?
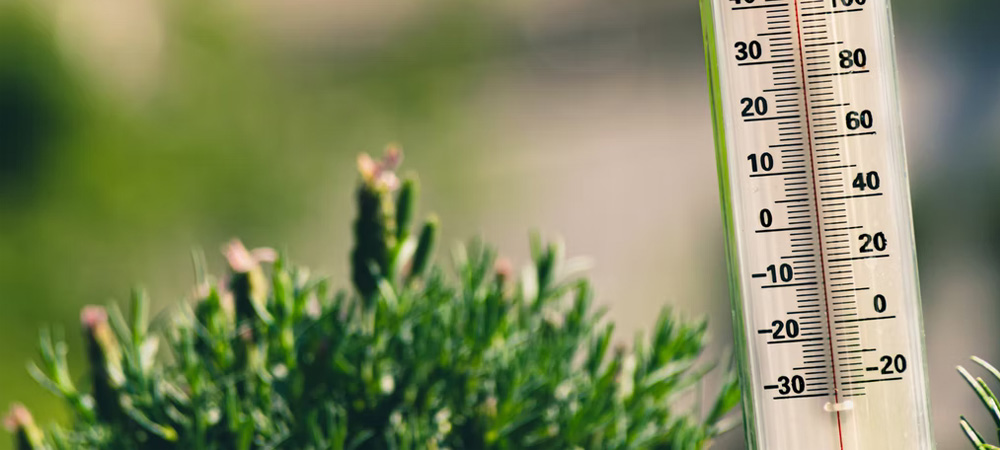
[700,0,934,448]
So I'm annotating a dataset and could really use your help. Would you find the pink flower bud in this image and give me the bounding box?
[3,404,32,432]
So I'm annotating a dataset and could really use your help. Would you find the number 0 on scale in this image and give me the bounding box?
[700,0,934,448]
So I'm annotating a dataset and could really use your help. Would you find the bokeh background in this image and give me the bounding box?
[1,1,998,448]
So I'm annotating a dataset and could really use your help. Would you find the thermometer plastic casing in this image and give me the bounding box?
[700,0,934,448]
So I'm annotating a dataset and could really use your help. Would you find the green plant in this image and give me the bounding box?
[5,149,739,449]
[958,357,1000,449]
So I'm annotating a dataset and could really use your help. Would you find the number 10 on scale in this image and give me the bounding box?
[700,0,934,448]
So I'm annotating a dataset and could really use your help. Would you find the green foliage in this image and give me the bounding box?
[6,151,739,449]
[958,357,1000,449]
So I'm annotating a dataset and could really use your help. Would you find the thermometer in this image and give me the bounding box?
[699,0,934,448]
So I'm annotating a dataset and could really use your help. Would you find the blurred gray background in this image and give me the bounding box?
[0,1,997,448]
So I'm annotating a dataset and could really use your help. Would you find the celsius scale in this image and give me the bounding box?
[699,0,935,448]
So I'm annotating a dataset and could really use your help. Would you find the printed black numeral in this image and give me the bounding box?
[766,264,793,283]
[735,41,763,61]
[852,171,880,191]
[880,354,907,374]
[741,97,768,117]
[778,375,805,395]
[748,153,774,173]
[771,319,800,339]
[839,48,867,69]
[859,232,888,253]
[846,110,873,130]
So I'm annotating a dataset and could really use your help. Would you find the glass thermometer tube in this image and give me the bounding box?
[699,0,934,448]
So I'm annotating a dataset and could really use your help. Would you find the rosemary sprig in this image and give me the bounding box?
[6,149,739,449]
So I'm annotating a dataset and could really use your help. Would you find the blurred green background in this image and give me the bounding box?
[0,1,998,448]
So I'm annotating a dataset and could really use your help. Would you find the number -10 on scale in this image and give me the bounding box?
[700,0,934,448]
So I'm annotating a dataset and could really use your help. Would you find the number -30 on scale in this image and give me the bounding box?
[699,0,934,448]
